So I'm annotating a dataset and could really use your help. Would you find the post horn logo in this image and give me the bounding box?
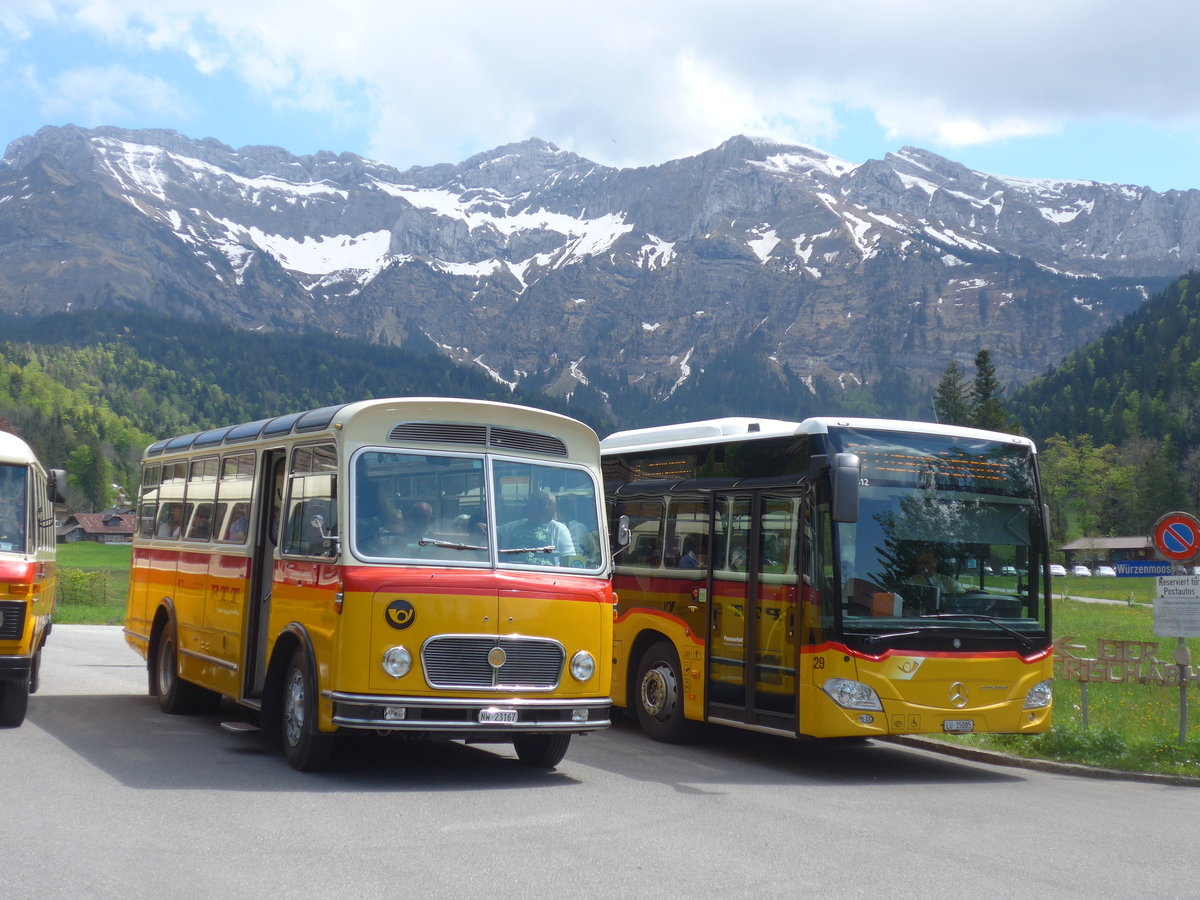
[384,598,416,630]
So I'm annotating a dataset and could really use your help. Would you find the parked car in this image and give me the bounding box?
[1001,565,1017,576]
[1096,565,1117,577]
[1071,564,1092,577]
[1049,564,1067,577]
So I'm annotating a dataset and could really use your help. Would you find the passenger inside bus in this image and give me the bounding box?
[157,504,183,539]
[0,495,21,544]
[400,501,434,546]
[188,504,213,540]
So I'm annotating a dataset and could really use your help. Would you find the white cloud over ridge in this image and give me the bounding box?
[5,0,1200,180]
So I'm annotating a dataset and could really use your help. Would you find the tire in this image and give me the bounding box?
[281,646,334,771]
[0,676,29,727]
[513,733,571,768]
[28,646,41,695]
[634,640,694,743]
[155,622,205,715]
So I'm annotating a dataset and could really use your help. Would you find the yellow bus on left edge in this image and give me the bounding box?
[0,431,66,727]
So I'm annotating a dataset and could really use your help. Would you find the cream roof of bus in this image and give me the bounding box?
[144,397,601,461]
[600,416,1035,454]
[0,430,39,466]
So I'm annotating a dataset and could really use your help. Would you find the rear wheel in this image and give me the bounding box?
[635,641,694,743]
[0,676,29,727]
[281,646,334,771]
[513,733,571,768]
[155,622,214,715]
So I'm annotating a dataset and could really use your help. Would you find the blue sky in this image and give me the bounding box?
[2,1,1198,190]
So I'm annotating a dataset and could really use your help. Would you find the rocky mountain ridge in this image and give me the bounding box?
[2,124,1196,411]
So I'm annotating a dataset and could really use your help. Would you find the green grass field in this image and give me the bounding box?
[49,550,1200,775]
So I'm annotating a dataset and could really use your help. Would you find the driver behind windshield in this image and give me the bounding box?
[907,547,966,595]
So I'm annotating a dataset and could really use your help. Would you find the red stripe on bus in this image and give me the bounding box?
[801,641,1052,664]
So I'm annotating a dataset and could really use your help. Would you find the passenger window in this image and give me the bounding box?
[282,443,338,557]
[664,498,707,570]
[615,498,663,567]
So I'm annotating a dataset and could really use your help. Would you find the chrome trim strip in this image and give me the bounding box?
[705,716,797,737]
[123,627,151,643]
[180,647,239,672]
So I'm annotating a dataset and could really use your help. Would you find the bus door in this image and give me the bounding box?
[707,491,801,735]
[243,449,285,700]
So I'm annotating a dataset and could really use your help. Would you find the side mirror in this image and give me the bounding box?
[616,514,631,548]
[47,468,67,504]
[831,453,861,523]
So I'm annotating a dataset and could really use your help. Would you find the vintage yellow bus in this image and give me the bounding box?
[124,398,613,770]
[0,431,66,727]
[602,416,1053,743]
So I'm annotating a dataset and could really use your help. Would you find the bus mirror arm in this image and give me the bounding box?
[310,514,341,557]
[830,453,861,524]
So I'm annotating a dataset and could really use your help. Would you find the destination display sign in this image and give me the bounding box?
[1115,560,1172,577]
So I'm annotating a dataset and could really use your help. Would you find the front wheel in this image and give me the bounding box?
[28,646,41,695]
[0,676,30,727]
[154,620,221,715]
[634,640,694,743]
[281,646,334,771]
[513,733,571,768]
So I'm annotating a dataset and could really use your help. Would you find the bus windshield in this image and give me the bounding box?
[353,450,604,572]
[827,427,1047,637]
[0,463,27,552]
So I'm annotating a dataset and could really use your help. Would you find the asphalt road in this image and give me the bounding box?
[5,625,1199,899]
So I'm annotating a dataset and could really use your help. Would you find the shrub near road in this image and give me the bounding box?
[56,542,129,625]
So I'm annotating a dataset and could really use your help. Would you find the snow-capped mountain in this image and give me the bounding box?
[1,124,1194,404]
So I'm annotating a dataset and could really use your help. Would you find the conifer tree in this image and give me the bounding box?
[932,361,971,425]
[971,349,1012,431]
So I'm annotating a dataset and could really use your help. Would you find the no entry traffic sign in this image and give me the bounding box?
[1152,511,1200,562]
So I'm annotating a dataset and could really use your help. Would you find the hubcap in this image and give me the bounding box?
[284,667,305,746]
[641,663,678,721]
[158,637,175,694]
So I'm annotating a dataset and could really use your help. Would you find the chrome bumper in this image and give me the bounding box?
[325,691,611,734]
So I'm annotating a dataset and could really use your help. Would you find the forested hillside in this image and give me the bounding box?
[1012,271,1200,539]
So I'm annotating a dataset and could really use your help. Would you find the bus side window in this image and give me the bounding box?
[664,498,706,570]
[282,443,338,558]
[616,498,663,567]
[187,503,215,540]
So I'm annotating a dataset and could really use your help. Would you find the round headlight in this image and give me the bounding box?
[382,646,412,678]
[569,650,596,682]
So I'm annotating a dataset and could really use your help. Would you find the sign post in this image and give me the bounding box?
[1151,511,1200,746]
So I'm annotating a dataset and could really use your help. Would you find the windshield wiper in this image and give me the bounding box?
[417,538,488,552]
[497,545,555,555]
[920,613,1036,653]
[843,628,921,649]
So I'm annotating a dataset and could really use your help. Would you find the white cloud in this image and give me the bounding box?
[5,0,1200,170]
[32,63,190,123]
